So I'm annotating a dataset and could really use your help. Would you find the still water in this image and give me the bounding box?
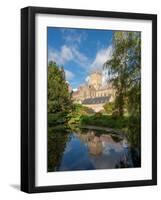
[48,127,140,172]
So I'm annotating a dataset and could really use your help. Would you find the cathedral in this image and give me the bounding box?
[72,68,115,112]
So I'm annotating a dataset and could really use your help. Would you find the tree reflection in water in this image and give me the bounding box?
[48,126,71,172]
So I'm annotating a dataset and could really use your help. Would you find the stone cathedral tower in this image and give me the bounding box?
[88,72,102,90]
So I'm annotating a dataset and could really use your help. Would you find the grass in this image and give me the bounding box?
[80,114,129,130]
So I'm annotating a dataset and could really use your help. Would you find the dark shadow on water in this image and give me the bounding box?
[10,184,20,191]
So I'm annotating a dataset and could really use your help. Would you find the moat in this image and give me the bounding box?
[48,127,141,172]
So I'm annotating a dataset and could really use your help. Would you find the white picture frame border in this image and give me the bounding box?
[35,13,152,187]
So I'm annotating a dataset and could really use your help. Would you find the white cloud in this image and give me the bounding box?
[64,33,81,44]
[85,76,90,82]
[48,45,89,68]
[90,45,113,71]
[61,46,73,63]
[65,69,75,81]
[48,45,73,65]
[71,47,89,67]
[48,44,112,77]
[72,88,78,92]
[61,29,87,44]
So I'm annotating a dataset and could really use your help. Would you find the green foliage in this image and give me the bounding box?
[127,116,141,149]
[48,61,72,124]
[103,102,115,114]
[48,113,68,126]
[48,126,69,171]
[68,103,94,124]
[104,31,141,149]
[105,31,141,117]
[94,112,102,118]
[80,114,129,130]
[48,61,72,114]
[127,81,141,117]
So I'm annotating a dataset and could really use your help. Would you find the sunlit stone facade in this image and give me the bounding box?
[72,70,115,112]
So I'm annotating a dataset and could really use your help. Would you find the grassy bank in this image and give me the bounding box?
[80,114,129,130]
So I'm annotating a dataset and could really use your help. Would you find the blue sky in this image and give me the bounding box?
[48,27,113,89]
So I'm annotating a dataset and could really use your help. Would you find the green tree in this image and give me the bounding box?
[48,126,69,171]
[103,102,115,114]
[105,31,141,117]
[48,61,72,122]
[126,32,141,117]
[68,104,94,124]
[105,31,141,149]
